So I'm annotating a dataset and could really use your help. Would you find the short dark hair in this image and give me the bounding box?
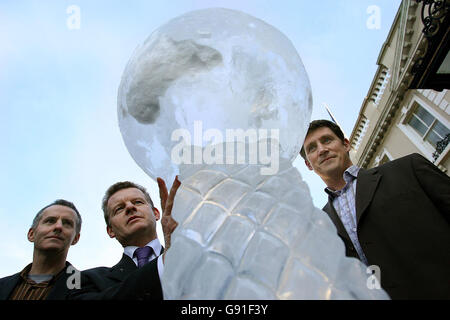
[102,181,154,227]
[300,119,346,159]
[31,199,82,234]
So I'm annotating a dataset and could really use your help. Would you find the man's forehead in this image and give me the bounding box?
[305,127,336,143]
[42,205,76,219]
[108,188,146,206]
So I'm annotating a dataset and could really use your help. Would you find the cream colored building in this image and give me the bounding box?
[350,0,450,174]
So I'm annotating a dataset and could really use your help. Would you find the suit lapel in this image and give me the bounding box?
[107,246,164,281]
[355,168,381,225]
[47,262,71,299]
[108,254,137,281]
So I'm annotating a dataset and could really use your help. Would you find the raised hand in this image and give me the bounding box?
[157,176,181,262]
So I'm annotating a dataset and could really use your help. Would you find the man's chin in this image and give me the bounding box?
[127,217,144,225]
[320,156,336,165]
[127,220,154,235]
[319,164,342,178]
[127,218,149,229]
[37,245,67,253]
[121,223,156,246]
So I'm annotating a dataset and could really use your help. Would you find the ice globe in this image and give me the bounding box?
[118,7,312,183]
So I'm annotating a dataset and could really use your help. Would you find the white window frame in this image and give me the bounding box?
[397,95,450,162]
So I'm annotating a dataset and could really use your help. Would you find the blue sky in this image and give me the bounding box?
[0,0,401,276]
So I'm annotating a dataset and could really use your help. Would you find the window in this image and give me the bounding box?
[407,104,450,148]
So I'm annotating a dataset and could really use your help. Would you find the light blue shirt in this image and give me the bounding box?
[325,165,369,265]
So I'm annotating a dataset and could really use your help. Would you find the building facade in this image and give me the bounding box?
[350,0,450,174]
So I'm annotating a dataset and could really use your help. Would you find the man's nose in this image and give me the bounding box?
[124,201,136,215]
[317,143,328,155]
[53,219,63,232]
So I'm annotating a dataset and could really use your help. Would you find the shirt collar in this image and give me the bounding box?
[19,262,66,285]
[324,165,360,199]
[19,263,33,282]
[344,165,360,180]
[124,238,162,260]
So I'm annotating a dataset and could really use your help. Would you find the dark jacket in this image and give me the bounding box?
[69,253,163,300]
[323,153,450,299]
[0,262,76,300]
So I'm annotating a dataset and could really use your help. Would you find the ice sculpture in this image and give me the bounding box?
[118,8,389,299]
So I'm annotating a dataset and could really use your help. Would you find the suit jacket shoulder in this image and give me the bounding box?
[373,152,439,175]
[70,254,163,300]
[355,153,450,298]
[373,152,450,222]
[0,262,76,300]
[0,273,21,300]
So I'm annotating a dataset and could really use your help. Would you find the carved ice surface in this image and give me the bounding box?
[118,8,390,299]
[163,157,389,299]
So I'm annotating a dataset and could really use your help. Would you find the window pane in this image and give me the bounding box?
[433,121,450,138]
[408,115,427,136]
[414,105,434,126]
[426,130,441,147]
[427,121,450,147]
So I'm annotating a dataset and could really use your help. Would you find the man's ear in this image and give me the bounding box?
[305,159,313,171]
[27,228,35,243]
[152,207,161,221]
[343,138,351,152]
[71,233,80,245]
[106,226,116,239]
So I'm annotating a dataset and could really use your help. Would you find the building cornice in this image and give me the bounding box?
[350,0,447,168]
[376,2,403,65]
[357,33,428,168]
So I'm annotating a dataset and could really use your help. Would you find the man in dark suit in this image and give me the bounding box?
[300,119,450,299]
[70,177,180,300]
[0,199,82,300]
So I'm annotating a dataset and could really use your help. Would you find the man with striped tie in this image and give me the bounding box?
[70,177,180,300]
[0,199,82,300]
